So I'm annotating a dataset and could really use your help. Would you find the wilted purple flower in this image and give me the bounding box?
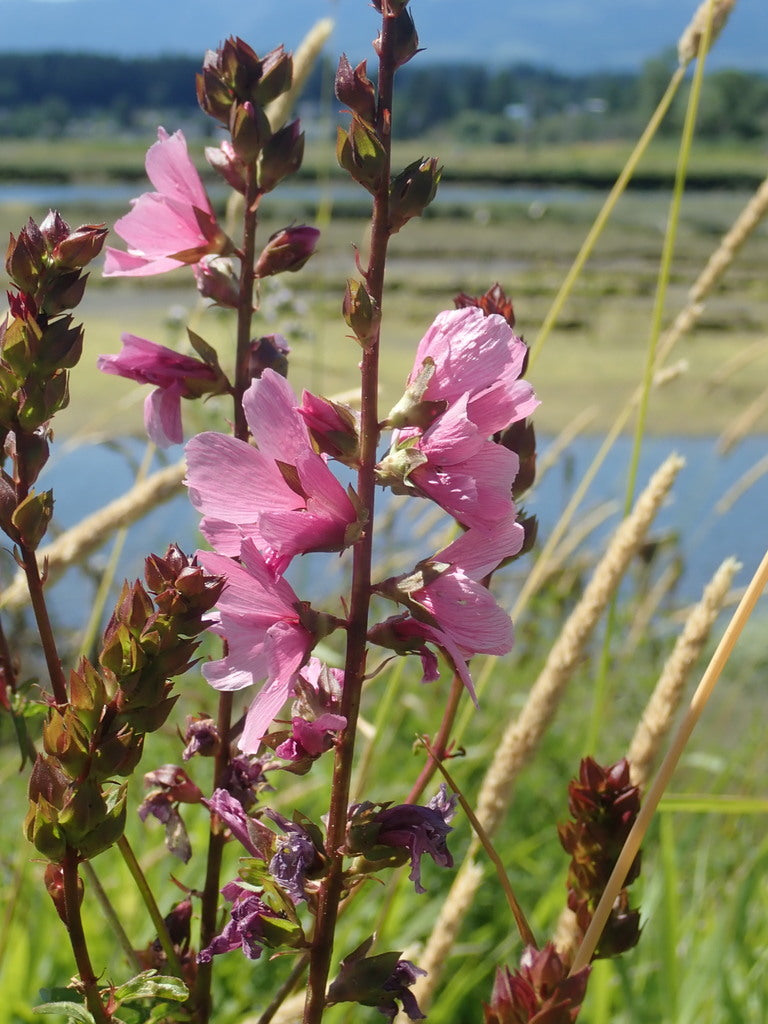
[138,765,203,863]
[197,883,277,963]
[181,714,220,761]
[374,802,454,893]
[205,788,273,861]
[220,755,268,810]
[264,809,324,904]
[327,936,427,1023]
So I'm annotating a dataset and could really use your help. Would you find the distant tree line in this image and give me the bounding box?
[1,50,766,142]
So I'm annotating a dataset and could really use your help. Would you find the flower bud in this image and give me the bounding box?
[335,55,377,125]
[51,222,108,270]
[5,220,44,293]
[374,6,420,69]
[11,488,53,550]
[247,333,290,379]
[454,282,516,327]
[254,45,294,105]
[388,157,441,234]
[205,140,247,193]
[342,278,379,346]
[336,117,387,194]
[258,119,304,192]
[298,391,360,464]
[254,225,319,278]
[193,255,240,308]
[229,100,271,165]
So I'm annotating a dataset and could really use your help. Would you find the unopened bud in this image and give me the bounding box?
[258,119,304,192]
[229,101,271,165]
[254,225,319,278]
[248,334,290,379]
[336,118,387,194]
[194,255,240,308]
[205,140,247,193]
[299,391,360,464]
[335,55,377,125]
[342,279,379,346]
[254,45,293,106]
[374,6,420,69]
[52,223,108,270]
[45,862,83,925]
[11,488,53,550]
[389,157,441,233]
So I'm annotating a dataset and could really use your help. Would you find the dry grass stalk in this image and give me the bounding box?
[476,453,684,836]
[266,18,334,131]
[656,176,768,368]
[0,460,185,610]
[717,386,768,453]
[627,556,740,789]
[678,0,737,67]
[570,546,768,973]
[410,454,684,1011]
[716,452,768,514]
[623,559,682,654]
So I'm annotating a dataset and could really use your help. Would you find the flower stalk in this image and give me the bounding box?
[302,9,398,1022]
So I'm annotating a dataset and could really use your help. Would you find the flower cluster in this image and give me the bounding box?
[483,944,590,1024]
[558,757,642,959]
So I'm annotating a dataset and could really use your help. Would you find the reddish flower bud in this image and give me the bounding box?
[455,283,516,328]
[254,225,319,278]
[374,6,420,69]
[229,100,271,164]
[335,55,377,124]
[258,119,304,192]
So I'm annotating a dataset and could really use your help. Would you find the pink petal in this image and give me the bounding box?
[242,369,310,462]
[145,127,212,213]
[103,247,183,277]
[144,384,183,447]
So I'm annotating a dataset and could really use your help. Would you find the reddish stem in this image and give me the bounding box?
[302,11,398,1023]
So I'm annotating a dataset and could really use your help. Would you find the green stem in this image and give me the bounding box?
[302,12,397,1022]
[81,861,142,973]
[406,673,464,805]
[117,835,184,979]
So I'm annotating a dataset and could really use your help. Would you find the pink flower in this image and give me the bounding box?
[381,308,538,529]
[186,369,360,574]
[370,522,523,701]
[97,334,223,447]
[103,128,227,277]
[197,540,321,752]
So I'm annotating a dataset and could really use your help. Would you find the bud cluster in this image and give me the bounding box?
[2,214,106,445]
[483,944,590,1024]
[557,757,642,959]
[24,546,223,863]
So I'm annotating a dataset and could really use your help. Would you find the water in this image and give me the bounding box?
[20,433,766,635]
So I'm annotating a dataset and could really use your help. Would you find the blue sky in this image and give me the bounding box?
[2,0,765,72]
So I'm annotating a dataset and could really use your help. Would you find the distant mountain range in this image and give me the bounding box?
[2,0,766,73]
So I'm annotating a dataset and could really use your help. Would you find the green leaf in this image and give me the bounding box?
[113,970,189,1003]
[33,1001,96,1024]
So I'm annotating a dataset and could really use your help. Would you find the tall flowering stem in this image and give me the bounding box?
[194,170,260,1021]
[303,9,397,1023]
